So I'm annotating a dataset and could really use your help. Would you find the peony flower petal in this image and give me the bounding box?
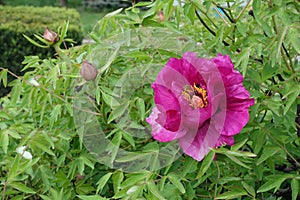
[152,84,180,112]
[146,107,187,142]
[178,122,220,161]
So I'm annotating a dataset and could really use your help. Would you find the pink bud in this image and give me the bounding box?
[80,60,98,81]
[43,27,59,43]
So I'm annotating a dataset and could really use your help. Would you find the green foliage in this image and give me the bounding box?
[0,0,299,199]
[0,5,84,97]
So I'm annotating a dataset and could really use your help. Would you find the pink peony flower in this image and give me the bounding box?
[146,52,254,161]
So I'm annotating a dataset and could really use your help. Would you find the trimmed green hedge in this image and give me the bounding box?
[0,6,84,97]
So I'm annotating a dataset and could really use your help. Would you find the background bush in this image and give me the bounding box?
[0,0,299,199]
[0,6,84,97]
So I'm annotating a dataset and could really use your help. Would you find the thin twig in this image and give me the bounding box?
[195,10,230,46]
[217,6,234,23]
[235,0,252,22]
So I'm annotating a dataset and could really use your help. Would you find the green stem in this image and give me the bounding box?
[235,0,252,22]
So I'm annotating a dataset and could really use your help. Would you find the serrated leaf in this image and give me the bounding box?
[96,173,112,194]
[196,150,215,179]
[10,182,36,194]
[167,174,186,194]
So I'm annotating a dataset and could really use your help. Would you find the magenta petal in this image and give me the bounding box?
[215,135,235,147]
[146,107,187,142]
[178,122,220,161]
[222,110,250,136]
[153,84,180,111]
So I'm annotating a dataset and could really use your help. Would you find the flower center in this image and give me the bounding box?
[182,83,208,109]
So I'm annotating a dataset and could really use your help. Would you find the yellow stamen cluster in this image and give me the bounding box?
[182,83,208,109]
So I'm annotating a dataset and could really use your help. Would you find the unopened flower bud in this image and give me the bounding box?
[43,27,59,43]
[80,60,98,81]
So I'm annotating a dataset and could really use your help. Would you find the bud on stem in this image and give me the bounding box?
[80,60,98,81]
[43,27,59,44]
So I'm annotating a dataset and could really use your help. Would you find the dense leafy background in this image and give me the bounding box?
[0,0,299,199]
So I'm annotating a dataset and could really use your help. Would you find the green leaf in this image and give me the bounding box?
[23,34,49,48]
[0,129,9,154]
[8,155,21,180]
[30,140,55,156]
[291,179,299,200]
[98,46,120,74]
[10,79,21,104]
[77,196,107,200]
[0,68,8,87]
[112,171,124,193]
[231,138,248,151]
[10,182,36,194]
[214,148,256,158]
[181,156,197,177]
[136,98,145,121]
[288,28,300,53]
[147,180,166,200]
[225,154,251,169]
[257,175,290,193]
[242,181,256,197]
[256,146,280,165]
[60,21,69,40]
[101,89,120,108]
[96,173,112,194]
[167,174,186,194]
[109,132,122,163]
[80,156,94,170]
[50,104,62,128]
[104,8,123,18]
[196,150,215,179]
[235,47,251,76]
[216,188,248,199]
[108,102,129,124]
[284,91,300,115]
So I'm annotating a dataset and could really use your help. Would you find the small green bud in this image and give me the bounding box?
[43,27,59,44]
[80,60,98,81]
